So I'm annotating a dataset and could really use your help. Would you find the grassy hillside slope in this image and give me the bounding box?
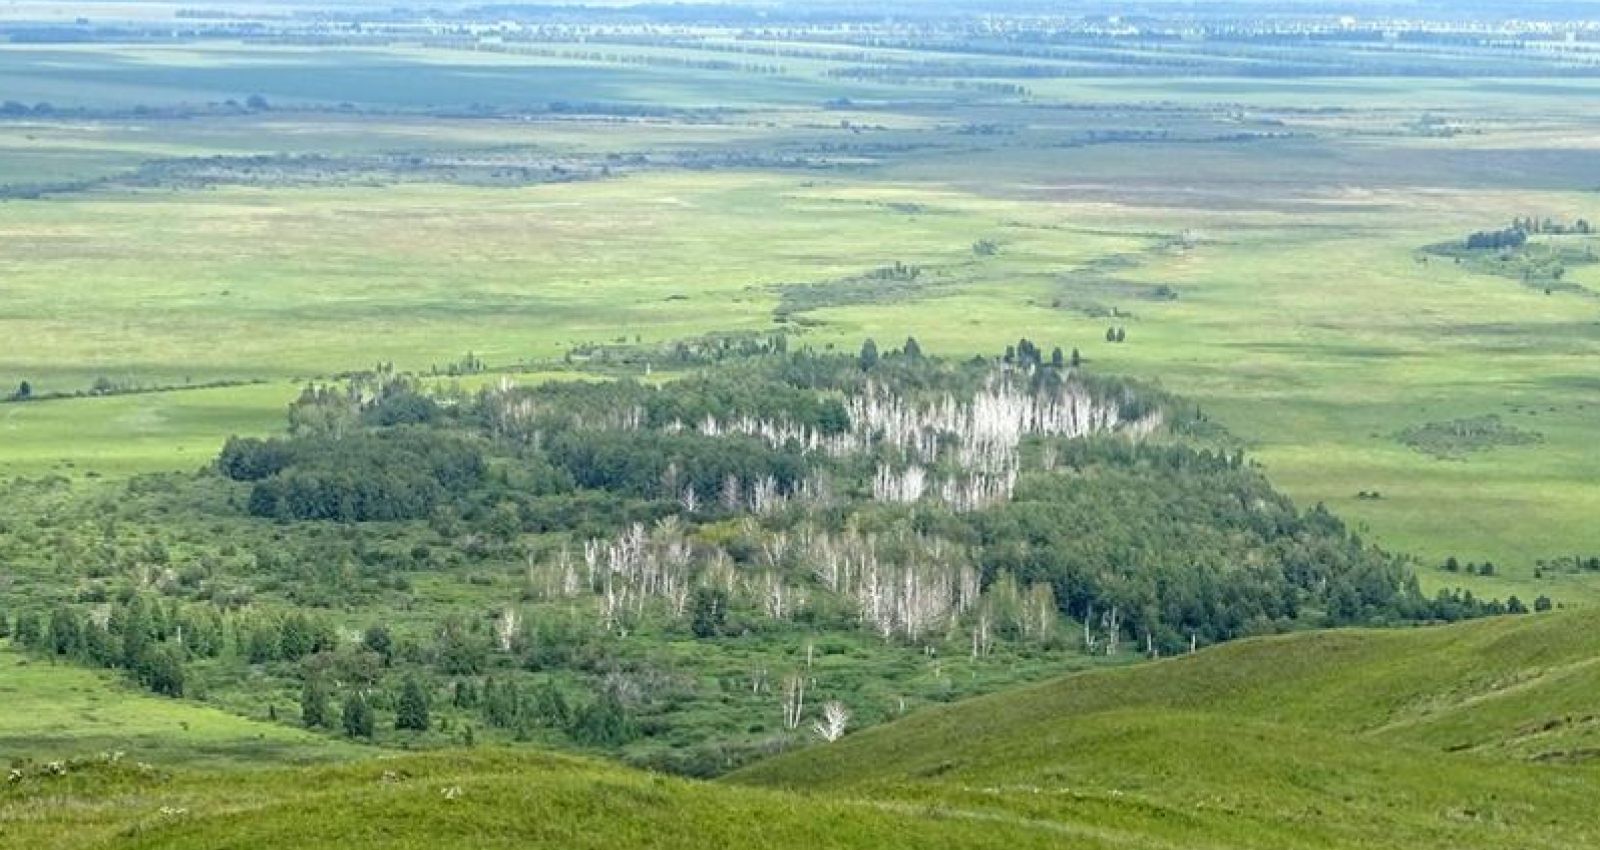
[733,611,1600,849]
[10,615,1600,849]
[3,748,1094,850]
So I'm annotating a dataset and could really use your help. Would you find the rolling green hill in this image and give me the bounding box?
[11,613,1600,849]
[732,610,1600,849]
[4,748,1079,850]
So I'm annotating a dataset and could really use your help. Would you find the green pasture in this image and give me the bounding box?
[0,36,1598,597]
[0,643,360,767]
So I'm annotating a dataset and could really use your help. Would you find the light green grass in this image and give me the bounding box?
[0,643,361,768]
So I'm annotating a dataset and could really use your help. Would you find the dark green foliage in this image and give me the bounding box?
[240,430,485,522]
[1466,227,1527,250]
[13,611,42,648]
[975,440,1453,652]
[362,625,393,665]
[48,606,81,656]
[859,338,879,370]
[568,690,637,748]
[396,676,431,732]
[546,430,805,503]
[218,436,297,481]
[690,587,728,638]
[342,691,375,739]
[435,617,488,676]
[301,676,331,728]
[139,644,186,697]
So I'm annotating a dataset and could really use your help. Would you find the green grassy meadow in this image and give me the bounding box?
[0,643,360,767]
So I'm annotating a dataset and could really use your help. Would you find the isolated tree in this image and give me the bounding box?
[690,586,727,638]
[1050,347,1065,368]
[13,380,31,401]
[141,645,186,698]
[396,676,431,732]
[1534,595,1554,612]
[858,338,879,370]
[362,624,393,665]
[342,691,375,739]
[813,700,850,742]
[1506,596,1528,615]
[903,336,923,360]
[301,676,331,728]
[119,597,151,669]
[568,691,635,747]
[48,606,81,656]
[1070,347,1082,368]
[534,682,571,728]
[279,612,315,661]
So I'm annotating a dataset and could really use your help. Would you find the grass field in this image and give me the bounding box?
[0,643,361,767]
[6,150,1595,600]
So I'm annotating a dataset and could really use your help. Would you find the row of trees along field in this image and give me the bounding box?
[0,340,1517,773]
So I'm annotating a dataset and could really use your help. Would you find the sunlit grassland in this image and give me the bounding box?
[0,383,296,477]
[2,747,1070,850]
[3,162,1599,595]
[0,643,361,767]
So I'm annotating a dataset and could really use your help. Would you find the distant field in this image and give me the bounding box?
[1,36,1599,604]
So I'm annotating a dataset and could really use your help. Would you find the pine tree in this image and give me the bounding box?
[141,645,185,697]
[568,691,636,747]
[396,676,431,732]
[119,597,150,669]
[690,586,727,638]
[48,606,81,656]
[342,691,375,739]
[301,676,331,728]
[858,338,879,370]
[362,624,393,665]
[279,612,314,661]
